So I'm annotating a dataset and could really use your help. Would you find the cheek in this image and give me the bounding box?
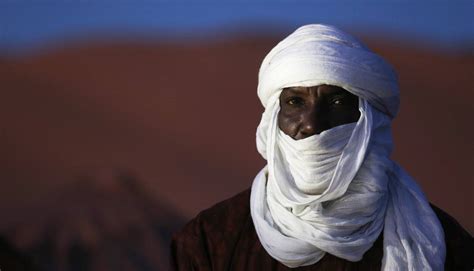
[278,110,299,136]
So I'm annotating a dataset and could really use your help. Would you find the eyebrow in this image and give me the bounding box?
[283,86,348,95]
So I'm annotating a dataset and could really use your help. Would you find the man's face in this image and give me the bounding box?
[278,85,360,140]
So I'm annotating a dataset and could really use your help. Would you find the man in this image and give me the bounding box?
[171,24,473,270]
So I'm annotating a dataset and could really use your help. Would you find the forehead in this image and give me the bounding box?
[281,85,349,96]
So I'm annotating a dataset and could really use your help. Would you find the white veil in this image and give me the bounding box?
[250,24,446,270]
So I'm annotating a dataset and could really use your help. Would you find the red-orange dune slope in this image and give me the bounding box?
[1,36,472,238]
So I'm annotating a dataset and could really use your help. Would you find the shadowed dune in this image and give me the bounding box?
[0,36,472,269]
[0,237,38,270]
[1,169,184,271]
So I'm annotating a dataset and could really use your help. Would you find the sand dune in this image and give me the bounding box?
[0,36,472,268]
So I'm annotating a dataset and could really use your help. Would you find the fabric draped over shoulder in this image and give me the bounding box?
[250,24,446,270]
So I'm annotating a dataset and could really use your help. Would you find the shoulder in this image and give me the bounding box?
[170,188,252,269]
[430,204,474,270]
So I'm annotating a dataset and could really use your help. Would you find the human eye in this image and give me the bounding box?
[329,95,347,106]
[286,96,304,106]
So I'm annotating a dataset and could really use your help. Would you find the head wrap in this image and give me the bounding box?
[257,24,399,117]
[250,24,445,270]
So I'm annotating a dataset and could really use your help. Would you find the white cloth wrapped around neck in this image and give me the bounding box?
[250,24,445,270]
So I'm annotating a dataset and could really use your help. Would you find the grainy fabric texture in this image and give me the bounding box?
[253,24,444,270]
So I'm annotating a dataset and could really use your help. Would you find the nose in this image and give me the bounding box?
[297,106,327,139]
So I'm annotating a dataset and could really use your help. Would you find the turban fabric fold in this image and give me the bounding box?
[250,24,445,270]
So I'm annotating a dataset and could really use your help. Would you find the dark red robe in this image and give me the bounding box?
[171,188,473,270]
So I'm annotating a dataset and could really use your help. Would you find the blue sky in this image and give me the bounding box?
[0,0,473,54]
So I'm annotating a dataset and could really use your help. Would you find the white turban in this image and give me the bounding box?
[257,24,399,117]
[250,24,445,270]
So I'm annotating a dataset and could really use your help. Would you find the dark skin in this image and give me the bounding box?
[278,85,360,140]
